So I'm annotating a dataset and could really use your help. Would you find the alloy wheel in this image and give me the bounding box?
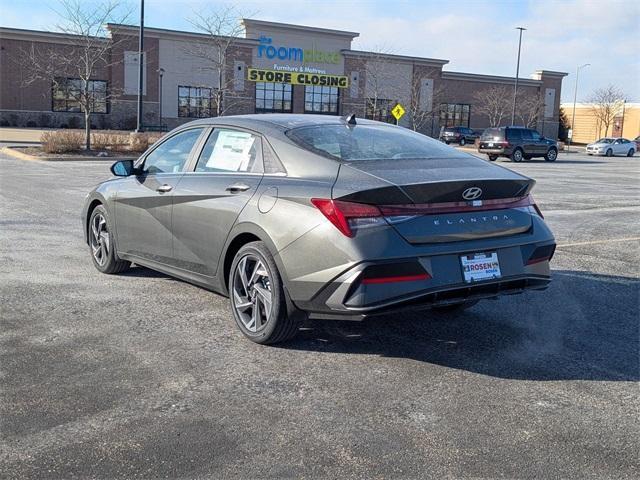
[90,213,110,267]
[547,149,557,161]
[232,254,273,332]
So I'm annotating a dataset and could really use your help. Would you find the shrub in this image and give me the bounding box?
[41,130,84,153]
[91,131,129,151]
[38,114,51,128]
[128,132,149,152]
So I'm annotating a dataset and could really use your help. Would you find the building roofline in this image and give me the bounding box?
[0,26,108,44]
[561,101,638,107]
[534,69,569,77]
[342,49,449,66]
[442,70,542,86]
[242,18,359,38]
[105,23,258,45]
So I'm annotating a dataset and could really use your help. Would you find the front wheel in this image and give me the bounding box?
[606,148,613,157]
[229,241,301,344]
[627,149,635,157]
[545,148,558,162]
[88,205,130,274]
[488,155,498,161]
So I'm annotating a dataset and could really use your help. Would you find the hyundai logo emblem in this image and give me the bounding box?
[462,187,483,200]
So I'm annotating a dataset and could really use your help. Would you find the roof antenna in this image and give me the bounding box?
[342,113,357,126]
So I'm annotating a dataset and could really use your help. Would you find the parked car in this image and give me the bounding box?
[82,114,556,344]
[478,126,558,162]
[586,137,636,157]
[439,126,479,146]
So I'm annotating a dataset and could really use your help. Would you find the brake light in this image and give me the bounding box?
[312,194,543,237]
[362,273,430,284]
[311,199,383,237]
[379,194,538,217]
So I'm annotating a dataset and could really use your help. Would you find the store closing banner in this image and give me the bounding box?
[247,68,349,88]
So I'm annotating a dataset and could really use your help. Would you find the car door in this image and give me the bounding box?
[114,127,206,265]
[528,129,546,156]
[614,139,626,155]
[170,127,265,278]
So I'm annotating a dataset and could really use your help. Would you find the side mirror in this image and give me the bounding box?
[110,159,135,177]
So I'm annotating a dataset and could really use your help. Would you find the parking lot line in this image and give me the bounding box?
[557,237,640,248]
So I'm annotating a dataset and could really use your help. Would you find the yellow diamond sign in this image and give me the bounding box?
[391,103,405,121]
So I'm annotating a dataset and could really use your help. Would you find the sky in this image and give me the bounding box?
[1,0,639,102]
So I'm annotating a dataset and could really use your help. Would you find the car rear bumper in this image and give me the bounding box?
[292,239,555,320]
[478,147,507,155]
[305,274,551,320]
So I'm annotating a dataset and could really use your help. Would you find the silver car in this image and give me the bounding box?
[586,137,636,157]
[82,114,556,344]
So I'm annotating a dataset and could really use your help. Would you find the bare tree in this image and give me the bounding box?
[473,85,512,127]
[588,84,626,137]
[408,76,444,134]
[516,91,545,128]
[186,5,253,117]
[21,0,130,150]
[361,46,398,121]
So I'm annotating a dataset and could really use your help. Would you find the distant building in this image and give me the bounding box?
[1,19,567,138]
[561,102,640,144]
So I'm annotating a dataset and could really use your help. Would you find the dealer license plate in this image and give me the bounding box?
[488,142,494,147]
[460,252,502,283]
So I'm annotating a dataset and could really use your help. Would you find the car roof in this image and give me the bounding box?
[182,113,382,131]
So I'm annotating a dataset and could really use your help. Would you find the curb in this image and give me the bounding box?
[1,146,135,162]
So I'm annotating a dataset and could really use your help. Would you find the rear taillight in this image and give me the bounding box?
[312,194,543,237]
[311,199,385,237]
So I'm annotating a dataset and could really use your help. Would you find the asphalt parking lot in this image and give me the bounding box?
[1,150,639,479]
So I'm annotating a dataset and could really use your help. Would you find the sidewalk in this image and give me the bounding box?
[0,127,53,144]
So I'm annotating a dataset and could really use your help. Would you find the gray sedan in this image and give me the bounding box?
[82,114,556,344]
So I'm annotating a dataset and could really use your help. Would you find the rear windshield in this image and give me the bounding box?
[481,128,504,141]
[286,124,457,161]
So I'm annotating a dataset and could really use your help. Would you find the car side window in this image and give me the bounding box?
[614,139,621,144]
[530,130,541,141]
[143,128,204,174]
[508,129,522,141]
[195,128,263,173]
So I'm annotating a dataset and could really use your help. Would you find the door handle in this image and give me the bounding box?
[225,183,250,193]
[156,184,173,193]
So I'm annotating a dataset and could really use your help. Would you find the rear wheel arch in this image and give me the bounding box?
[221,226,284,294]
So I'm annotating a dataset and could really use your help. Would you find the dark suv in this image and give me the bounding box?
[439,126,479,146]
[478,127,558,162]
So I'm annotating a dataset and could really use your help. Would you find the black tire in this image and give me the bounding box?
[488,155,498,161]
[627,149,635,157]
[433,300,479,313]
[459,138,466,146]
[88,205,130,274]
[544,148,558,162]
[606,148,613,157]
[510,148,524,162]
[229,241,301,344]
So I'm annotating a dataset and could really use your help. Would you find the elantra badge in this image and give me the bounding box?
[462,187,482,200]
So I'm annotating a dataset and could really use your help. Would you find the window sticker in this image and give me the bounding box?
[206,130,256,171]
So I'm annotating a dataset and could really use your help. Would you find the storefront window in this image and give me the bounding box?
[365,98,395,124]
[304,86,339,115]
[178,86,216,118]
[439,103,470,127]
[52,78,108,113]
[255,82,292,113]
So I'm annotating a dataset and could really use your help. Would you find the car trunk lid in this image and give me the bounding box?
[332,156,535,243]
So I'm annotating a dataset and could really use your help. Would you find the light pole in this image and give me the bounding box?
[135,0,145,132]
[511,26,526,126]
[567,63,590,150]
[157,68,164,127]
